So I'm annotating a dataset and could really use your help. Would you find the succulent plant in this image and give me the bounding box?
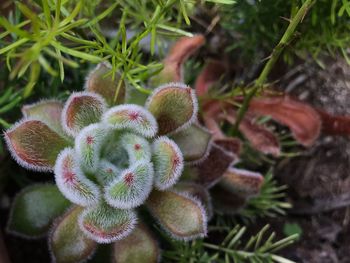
[6,34,301,262]
[4,58,217,262]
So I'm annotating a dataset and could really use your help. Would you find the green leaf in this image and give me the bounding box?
[152,136,184,190]
[22,100,67,138]
[62,92,106,137]
[79,202,137,243]
[4,119,71,171]
[105,161,154,209]
[146,83,198,135]
[50,206,97,263]
[146,190,207,240]
[7,184,70,238]
[112,223,160,263]
[85,62,127,106]
[51,42,102,63]
[170,124,211,162]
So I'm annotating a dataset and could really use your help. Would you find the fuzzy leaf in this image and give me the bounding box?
[62,92,106,136]
[146,83,198,135]
[75,124,109,172]
[112,223,160,263]
[7,184,70,238]
[248,96,321,146]
[152,137,184,190]
[96,160,121,185]
[105,161,154,209]
[151,35,205,86]
[79,202,136,244]
[146,190,207,240]
[170,124,211,162]
[194,144,236,187]
[174,182,213,219]
[50,206,97,263]
[120,133,152,163]
[219,168,264,197]
[85,62,126,106]
[54,148,101,206]
[103,104,158,138]
[22,100,67,137]
[4,119,71,171]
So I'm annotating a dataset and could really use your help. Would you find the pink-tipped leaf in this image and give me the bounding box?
[4,119,71,172]
[79,202,137,244]
[75,123,109,172]
[54,148,101,206]
[103,104,158,138]
[105,161,154,209]
[152,136,184,190]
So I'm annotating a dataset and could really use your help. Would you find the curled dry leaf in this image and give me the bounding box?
[247,96,321,146]
[316,109,350,135]
[195,60,226,97]
[219,111,280,156]
[152,35,205,85]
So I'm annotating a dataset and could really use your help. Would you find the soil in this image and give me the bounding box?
[275,55,350,263]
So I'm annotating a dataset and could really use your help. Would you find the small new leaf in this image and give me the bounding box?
[152,137,184,190]
[54,148,101,206]
[105,161,154,209]
[103,104,158,138]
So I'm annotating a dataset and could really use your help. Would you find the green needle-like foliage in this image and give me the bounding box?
[221,0,350,64]
[0,0,234,99]
[163,224,299,263]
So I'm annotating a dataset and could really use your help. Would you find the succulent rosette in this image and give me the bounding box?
[4,35,272,263]
[4,61,215,262]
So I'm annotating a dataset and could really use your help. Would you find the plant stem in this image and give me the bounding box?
[233,0,316,133]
